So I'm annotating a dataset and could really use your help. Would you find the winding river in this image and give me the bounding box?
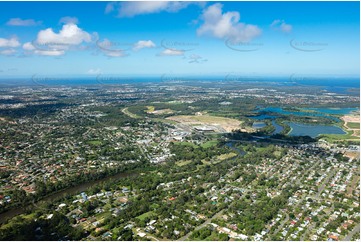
[0,172,136,224]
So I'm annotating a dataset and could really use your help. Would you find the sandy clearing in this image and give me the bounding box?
[166,115,242,132]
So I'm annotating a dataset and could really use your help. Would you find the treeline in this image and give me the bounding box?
[227,130,316,144]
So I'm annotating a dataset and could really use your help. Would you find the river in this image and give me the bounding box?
[225,141,247,157]
[0,172,136,224]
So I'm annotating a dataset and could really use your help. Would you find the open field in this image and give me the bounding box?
[201,152,237,165]
[166,115,243,132]
[347,122,360,129]
[201,140,219,148]
[146,106,155,113]
[137,211,155,221]
[121,107,141,119]
[342,114,360,123]
[341,114,360,138]
[216,152,237,161]
[176,160,193,167]
[146,106,174,115]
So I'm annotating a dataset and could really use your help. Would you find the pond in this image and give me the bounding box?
[252,122,266,129]
[287,122,346,138]
[271,120,284,135]
[259,107,340,121]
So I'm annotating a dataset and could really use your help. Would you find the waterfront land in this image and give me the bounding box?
[0,80,359,241]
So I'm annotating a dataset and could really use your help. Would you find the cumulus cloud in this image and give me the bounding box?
[158,48,184,56]
[106,1,202,17]
[36,23,91,46]
[271,19,292,33]
[133,40,155,51]
[6,18,41,26]
[0,37,20,48]
[23,22,94,56]
[197,3,261,42]
[59,16,79,24]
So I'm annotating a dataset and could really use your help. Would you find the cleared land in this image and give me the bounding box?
[121,107,141,119]
[347,122,360,129]
[137,211,155,221]
[166,115,243,132]
[176,160,193,167]
[341,114,360,138]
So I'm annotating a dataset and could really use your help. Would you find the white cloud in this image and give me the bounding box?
[271,19,292,33]
[23,42,36,50]
[59,16,79,24]
[106,1,201,17]
[23,42,65,56]
[0,37,20,48]
[103,51,126,57]
[0,49,16,56]
[133,40,155,51]
[87,68,101,74]
[159,48,184,56]
[35,49,65,56]
[197,3,261,42]
[6,18,41,26]
[36,23,91,46]
[23,22,94,56]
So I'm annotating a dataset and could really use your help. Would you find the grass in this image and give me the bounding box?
[347,122,360,129]
[121,107,141,119]
[320,129,360,143]
[215,152,237,161]
[88,140,102,145]
[137,211,155,221]
[176,160,193,167]
[146,106,155,113]
[273,150,282,158]
[201,152,237,165]
[201,140,218,148]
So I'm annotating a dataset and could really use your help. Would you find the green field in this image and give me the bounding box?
[146,106,155,113]
[88,140,102,145]
[201,140,218,148]
[176,160,193,167]
[320,129,360,143]
[136,211,155,221]
[347,122,360,129]
[122,107,141,119]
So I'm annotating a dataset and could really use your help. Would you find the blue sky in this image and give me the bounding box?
[0,1,359,78]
